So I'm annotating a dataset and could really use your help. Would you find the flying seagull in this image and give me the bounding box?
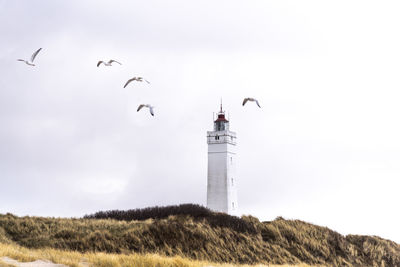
[123,77,150,88]
[17,48,42,66]
[137,104,154,116]
[242,97,261,108]
[97,60,122,67]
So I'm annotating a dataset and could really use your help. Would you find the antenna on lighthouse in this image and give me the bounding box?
[220,98,223,113]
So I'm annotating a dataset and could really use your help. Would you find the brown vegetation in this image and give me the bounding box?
[0,242,315,267]
[0,242,214,267]
[0,205,399,267]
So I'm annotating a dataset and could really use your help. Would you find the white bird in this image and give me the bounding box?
[137,104,154,116]
[124,77,150,88]
[97,60,122,67]
[242,97,261,108]
[17,48,42,66]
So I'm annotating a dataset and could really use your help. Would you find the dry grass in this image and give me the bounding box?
[0,242,317,267]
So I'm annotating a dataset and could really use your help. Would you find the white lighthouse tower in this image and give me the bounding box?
[207,104,238,215]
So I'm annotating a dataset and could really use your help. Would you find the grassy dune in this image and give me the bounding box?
[0,243,316,267]
[0,204,399,266]
[0,242,211,267]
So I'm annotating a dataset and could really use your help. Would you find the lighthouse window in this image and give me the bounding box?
[231,178,234,186]
[215,135,219,140]
[216,121,225,131]
[232,202,235,209]
[230,157,232,164]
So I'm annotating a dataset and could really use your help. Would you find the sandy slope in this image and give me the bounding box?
[1,257,68,267]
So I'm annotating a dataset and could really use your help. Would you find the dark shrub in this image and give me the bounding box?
[84,204,257,234]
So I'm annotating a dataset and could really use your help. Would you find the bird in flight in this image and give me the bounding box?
[17,48,42,66]
[123,77,150,88]
[97,60,122,67]
[242,98,261,108]
[137,104,154,116]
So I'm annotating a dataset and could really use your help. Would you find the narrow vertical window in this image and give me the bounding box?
[232,202,235,209]
[231,178,234,186]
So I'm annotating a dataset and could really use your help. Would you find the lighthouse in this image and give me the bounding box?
[207,104,238,215]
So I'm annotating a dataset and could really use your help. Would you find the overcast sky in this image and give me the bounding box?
[1,0,400,243]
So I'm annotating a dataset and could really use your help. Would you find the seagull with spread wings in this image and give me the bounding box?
[123,77,150,88]
[242,98,261,108]
[17,48,42,66]
[137,104,154,116]
[97,60,122,67]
